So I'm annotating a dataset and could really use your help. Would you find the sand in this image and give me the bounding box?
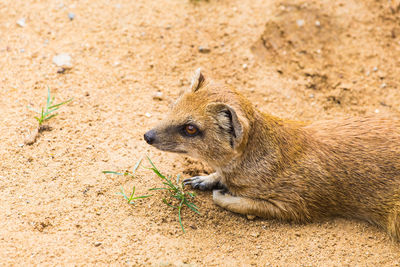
[1,0,400,265]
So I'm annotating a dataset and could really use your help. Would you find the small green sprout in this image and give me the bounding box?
[102,156,143,178]
[27,87,73,127]
[103,157,151,205]
[24,87,73,145]
[103,156,200,233]
[117,185,152,205]
[147,156,200,233]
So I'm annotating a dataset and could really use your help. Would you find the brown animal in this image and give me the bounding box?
[144,68,400,241]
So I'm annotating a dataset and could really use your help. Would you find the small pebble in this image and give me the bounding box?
[380,83,387,88]
[373,66,378,72]
[94,242,102,247]
[198,46,211,53]
[296,19,305,27]
[242,63,248,70]
[18,144,24,147]
[153,92,163,100]
[57,68,66,74]
[17,18,26,27]
[309,93,314,98]
[246,214,256,220]
[374,109,380,114]
[145,112,151,118]
[315,20,321,27]
[53,53,72,69]
[68,12,75,20]
[250,232,260,238]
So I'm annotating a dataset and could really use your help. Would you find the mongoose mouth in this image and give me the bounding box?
[153,145,188,154]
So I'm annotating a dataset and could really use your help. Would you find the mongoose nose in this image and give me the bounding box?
[144,130,156,144]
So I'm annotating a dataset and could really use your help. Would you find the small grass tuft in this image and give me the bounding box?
[147,156,200,233]
[103,158,151,205]
[117,185,152,205]
[25,87,73,145]
[27,87,73,127]
[103,156,200,233]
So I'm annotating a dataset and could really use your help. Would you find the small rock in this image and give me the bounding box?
[145,112,151,118]
[198,46,211,53]
[52,53,72,69]
[242,63,248,70]
[57,68,66,74]
[309,93,314,98]
[68,12,75,20]
[153,92,163,100]
[374,109,380,114]
[296,19,305,27]
[94,242,102,247]
[315,20,321,27]
[17,18,26,27]
[250,232,260,238]
[380,83,387,88]
[246,214,256,220]
[18,143,24,147]
[373,66,378,72]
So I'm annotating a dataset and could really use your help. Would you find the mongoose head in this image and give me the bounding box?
[144,69,252,168]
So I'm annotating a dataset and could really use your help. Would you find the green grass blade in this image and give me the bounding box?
[43,107,60,116]
[148,187,169,191]
[149,167,167,180]
[178,199,185,233]
[102,171,126,175]
[48,98,73,109]
[128,186,136,202]
[184,201,200,214]
[27,106,40,113]
[132,157,143,174]
[119,186,129,200]
[43,113,58,122]
[162,198,177,209]
[46,87,51,112]
[132,195,152,199]
[187,192,196,198]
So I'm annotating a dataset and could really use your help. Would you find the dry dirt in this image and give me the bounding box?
[1,0,400,265]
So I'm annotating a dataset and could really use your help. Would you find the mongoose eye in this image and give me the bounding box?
[184,125,199,136]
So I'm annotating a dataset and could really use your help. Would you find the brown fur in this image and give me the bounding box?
[144,69,400,241]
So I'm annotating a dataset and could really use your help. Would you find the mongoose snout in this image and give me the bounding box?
[144,129,156,145]
[144,68,400,241]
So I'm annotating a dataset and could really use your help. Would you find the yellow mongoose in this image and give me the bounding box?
[144,68,400,241]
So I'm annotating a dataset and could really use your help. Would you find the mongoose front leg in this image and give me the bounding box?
[183,172,223,191]
[213,189,308,222]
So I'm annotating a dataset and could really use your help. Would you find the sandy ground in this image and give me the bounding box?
[1,0,400,265]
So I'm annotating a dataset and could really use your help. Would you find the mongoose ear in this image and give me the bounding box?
[206,102,247,149]
[188,68,205,93]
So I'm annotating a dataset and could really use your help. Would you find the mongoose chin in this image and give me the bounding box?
[144,68,400,242]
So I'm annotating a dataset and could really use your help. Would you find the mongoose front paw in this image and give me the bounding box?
[183,176,219,191]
